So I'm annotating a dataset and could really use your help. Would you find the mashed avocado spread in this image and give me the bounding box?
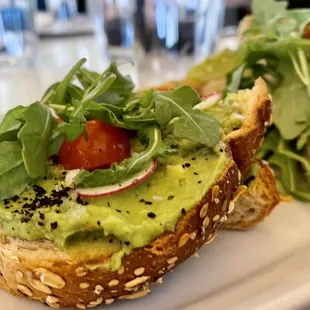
[203,94,245,135]
[0,148,227,270]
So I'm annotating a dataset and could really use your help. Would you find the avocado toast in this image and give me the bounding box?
[0,61,274,308]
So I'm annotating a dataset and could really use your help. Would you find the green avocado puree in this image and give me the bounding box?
[0,148,228,270]
[203,94,245,135]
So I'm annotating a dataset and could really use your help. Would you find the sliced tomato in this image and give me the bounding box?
[58,120,131,171]
[303,24,310,39]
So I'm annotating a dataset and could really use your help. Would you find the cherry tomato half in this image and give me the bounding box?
[58,120,131,171]
[303,25,310,39]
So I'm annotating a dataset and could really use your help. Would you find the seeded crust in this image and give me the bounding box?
[223,159,281,230]
[0,158,239,309]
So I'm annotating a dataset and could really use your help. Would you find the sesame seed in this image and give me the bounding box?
[108,279,119,287]
[213,215,220,221]
[134,267,145,276]
[167,256,178,264]
[79,282,90,289]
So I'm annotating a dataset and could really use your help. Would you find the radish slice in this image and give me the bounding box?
[76,160,157,198]
[193,92,222,111]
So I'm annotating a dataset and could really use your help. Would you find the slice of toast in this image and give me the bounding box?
[0,158,240,308]
[223,159,281,230]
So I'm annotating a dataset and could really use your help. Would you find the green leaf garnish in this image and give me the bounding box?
[17,103,57,179]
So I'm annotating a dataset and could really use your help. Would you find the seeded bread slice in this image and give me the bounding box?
[223,159,281,230]
[0,157,239,309]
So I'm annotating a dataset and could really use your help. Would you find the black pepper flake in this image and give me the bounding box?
[38,221,44,227]
[32,185,46,196]
[181,208,186,215]
[62,171,66,176]
[11,195,19,202]
[139,199,145,203]
[167,195,175,200]
[51,222,58,230]
[97,221,101,226]
[126,211,130,214]
[56,210,60,214]
[145,201,153,205]
[194,172,199,175]
[124,241,130,246]
[185,163,191,168]
[107,201,110,207]
[182,164,185,169]
[4,199,9,205]
[170,144,178,149]
[116,209,122,213]
[76,196,88,206]
[39,212,45,220]
[219,148,224,153]
[5,206,10,209]
[43,176,48,180]
[148,212,156,219]
[191,157,196,160]
[109,239,113,243]
[198,180,202,184]
[23,197,28,201]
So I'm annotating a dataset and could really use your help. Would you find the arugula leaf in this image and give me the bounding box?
[123,111,156,129]
[93,63,135,106]
[54,58,87,105]
[155,87,220,147]
[0,141,32,200]
[18,103,57,179]
[273,59,310,140]
[76,67,99,89]
[252,0,288,35]
[0,105,25,142]
[75,126,162,187]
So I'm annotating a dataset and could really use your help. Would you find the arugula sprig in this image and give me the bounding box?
[0,59,221,200]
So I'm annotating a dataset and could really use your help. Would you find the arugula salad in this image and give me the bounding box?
[189,0,310,201]
[0,60,222,201]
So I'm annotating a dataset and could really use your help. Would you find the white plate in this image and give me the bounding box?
[1,201,310,310]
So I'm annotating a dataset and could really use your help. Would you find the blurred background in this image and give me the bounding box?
[0,0,308,113]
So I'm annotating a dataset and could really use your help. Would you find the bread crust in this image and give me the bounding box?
[0,160,239,308]
[223,159,280,230]
[226,78,272,175]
